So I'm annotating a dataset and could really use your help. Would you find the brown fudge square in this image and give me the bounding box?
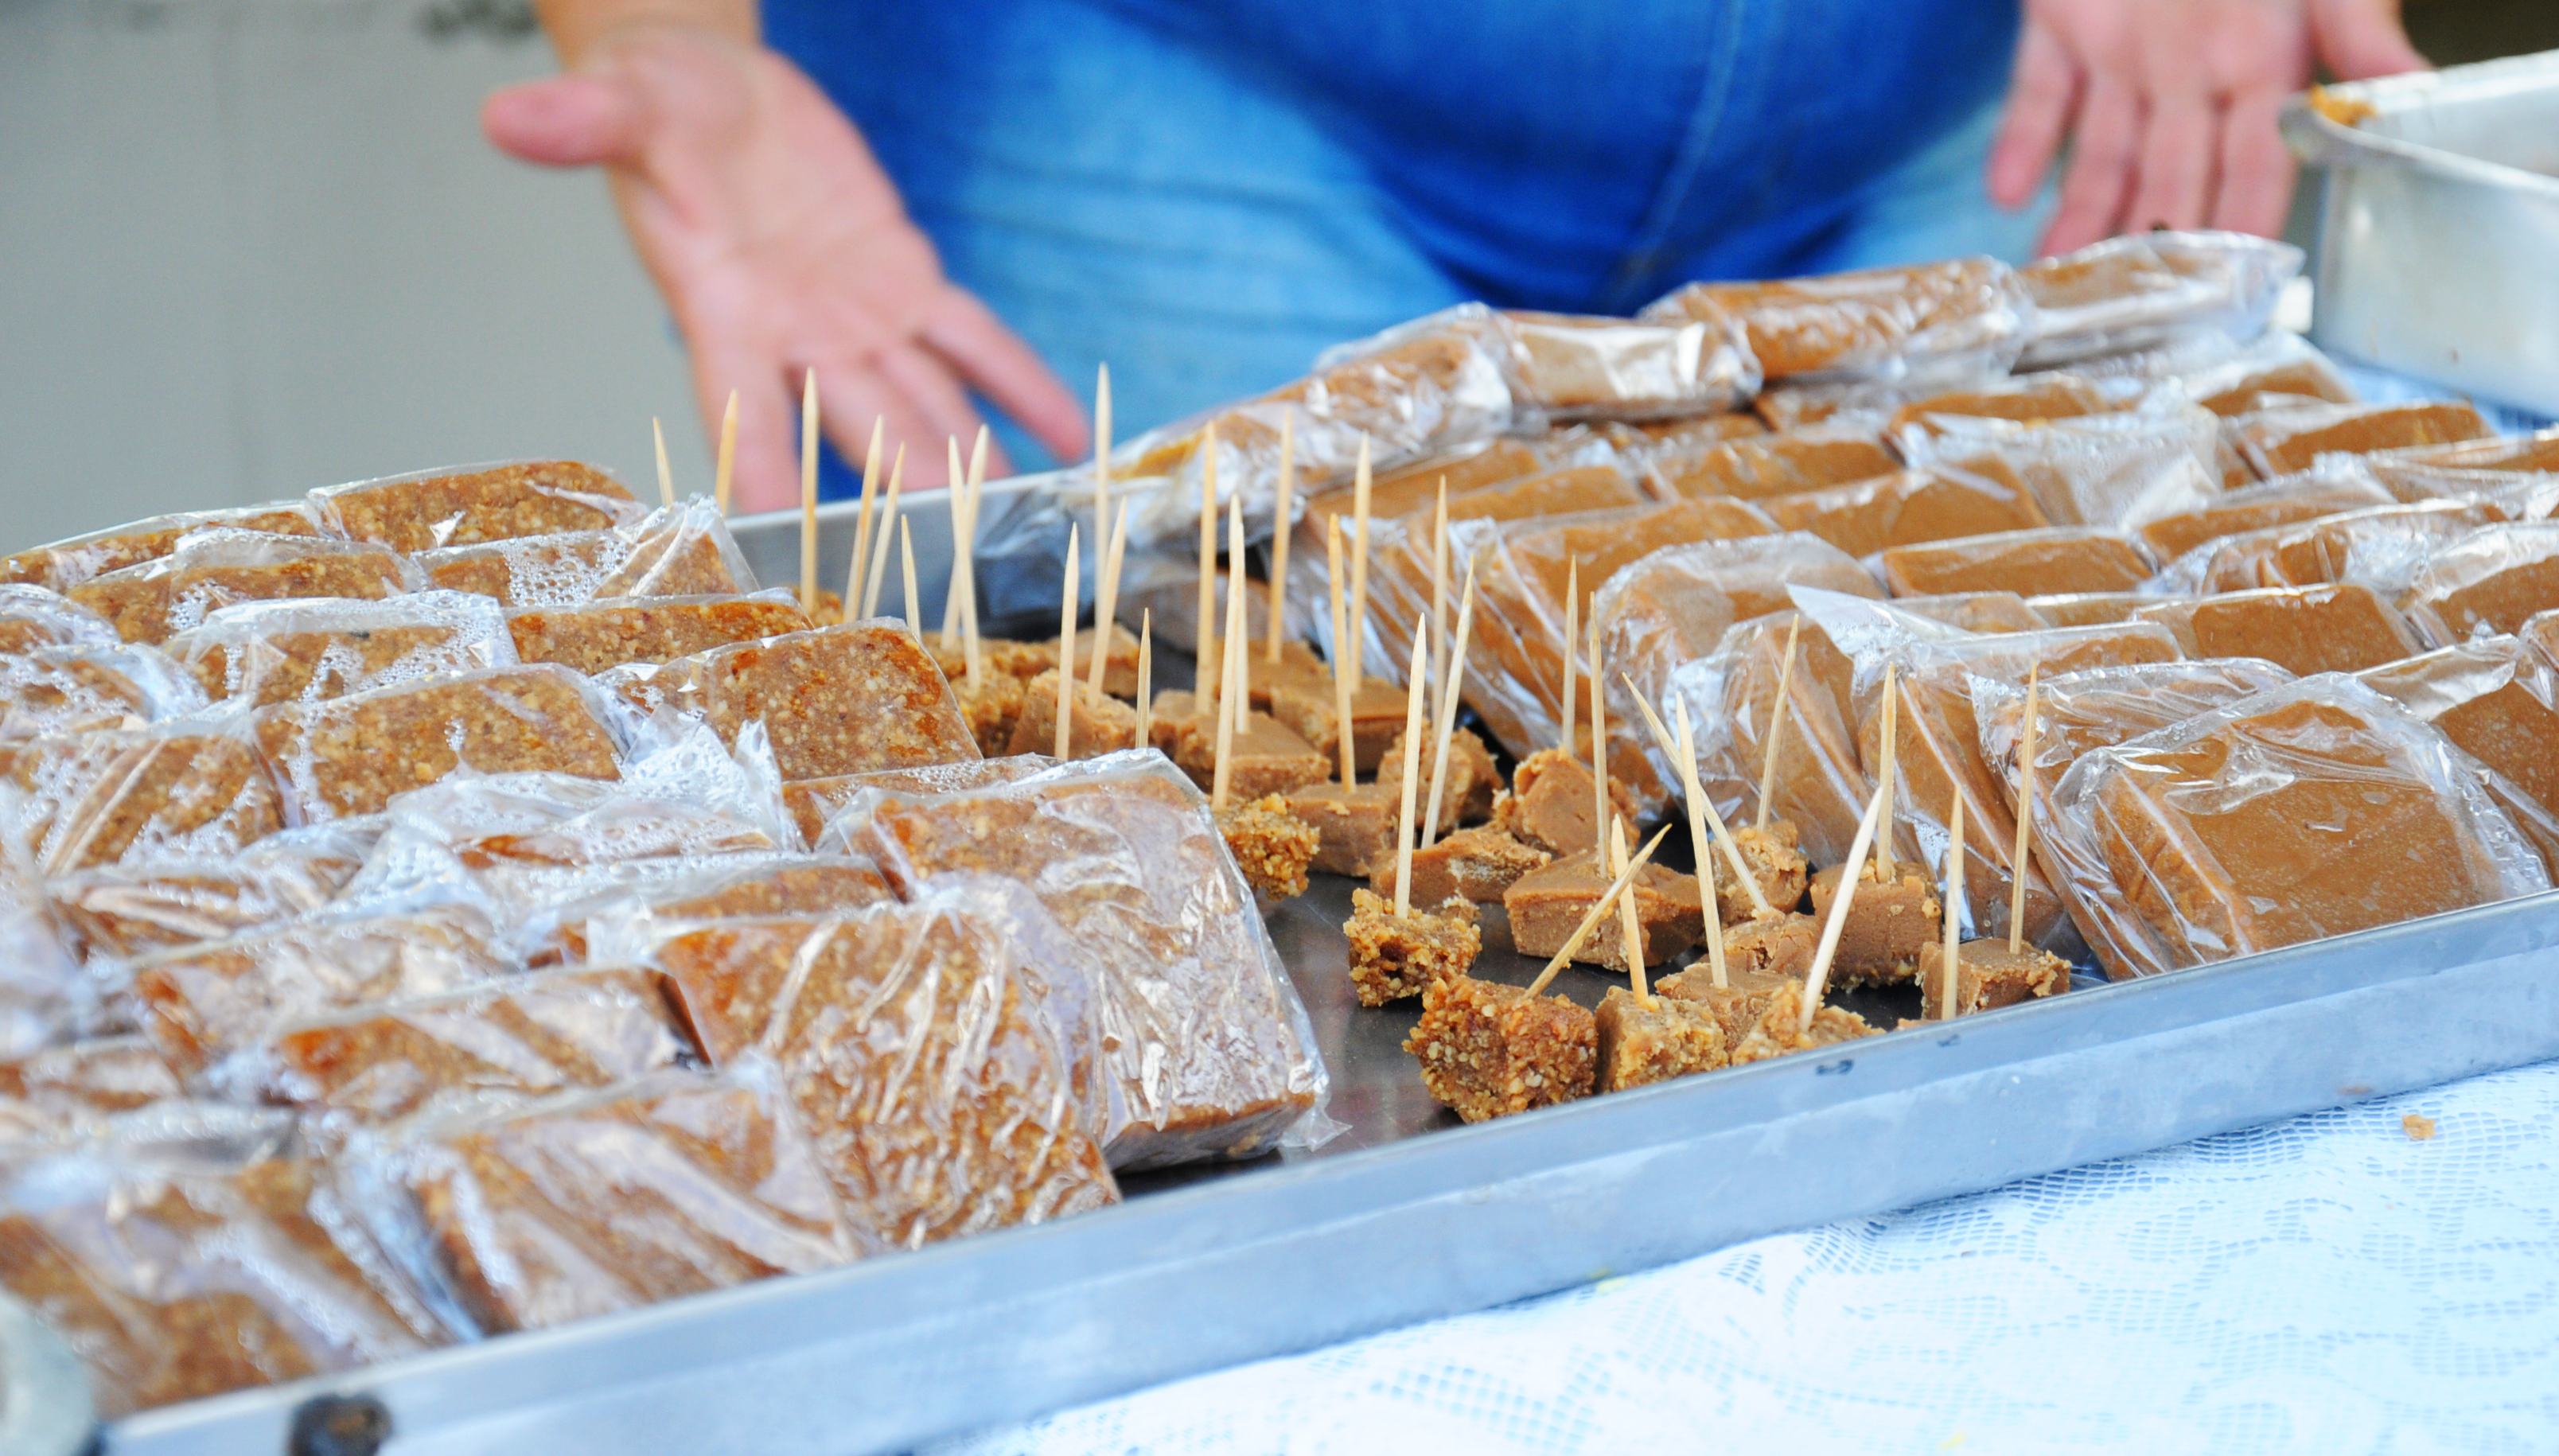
[1877,528,2152,598]
[1913,940,2072,1018]
[418,529,635,605]
[255,666,622,819]
[1377,823,1551,905]
[2361,640,2559,827]
[615,624,979,782]
[2133,583,2418,677]
[1727,983,1879,1065]
[1282,781,1400,878]
[2405,524,2559,642]
[1345,888,1481,1005]
[1655,963,1803,1049]
[314,461,638,552]
[1147,688,1204,756]
[508,596,812,675]
[0,650,158,739]
[1342,679,1415,775]
[2234,400,2491,477]
[1263,675,1342,762]
[2,504,324,593]
[1807,861,1944,986]
[1007,670,1140,758]
[1403,974,1595,1122]
[1724,913,1822,984]
[1723,822,1812,920]
[1174,708,1330,800]
[1595,987,1729,1092]
[1507,747,1634,856]
[949,670,1028,757]
[1503,849,1704,971]
[1218,795,1319,901]
[1375,724,1502,826]
[1050,623,1146,698]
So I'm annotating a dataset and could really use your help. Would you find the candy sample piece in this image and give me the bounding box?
[1727,983,1879,1065]
[1217,794,1320,901]
[1377,823,1552,905]
[47,820,376,960]
[0,643,208,741]
[408,1065,853,1333]
[170,591,516,707]
[1913,940,2073,1018]
[1878,527,2153,598]
[3,725,283,874]
[2132,466,2394,559]
[1494,308,1760,420]
[1650,422,1902,501]
[508,594,812,675]
[1641,255,2033,381]
[1404,974,1596,1123]
[1721,821,1812,921]
[2231,399,2493,478]
[1008,670,1140,759]
[2,502,328,593]
[1281,781,1401,878]
[1506,747,1636,857]
[2403,523,2559,643]
[1173,708,1330,800]
[1048,622,1147,699]
[606,623,976,782]
[1807,860,1943,986]
[1374,724,1501,826]
[1594,987,1728,1092]
[310,460,641,553]
[1762,468,2049,560]
[1655,963,1801,1049]
[2133,583,2419,676]
[948,668,1027,757]
[255,664,624,819]
[1503,850,1704,971]
[70,533,412,644]
[2018,231,2301,369]
[1345,888,1481,1005]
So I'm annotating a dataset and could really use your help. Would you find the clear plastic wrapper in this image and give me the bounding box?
[399,1061,853,1333]
[1435,461,1650,522]
[2132,460,2394,560]
[0,500,329,594]
[506,590,811,675]
[2148,499,2501,598]
[1490,307,1761,421]
[255,664,626,822]
[2228,399,2494,480]
[2039,675,2549,979]
[782,759,1057,849]
[2016,231,2301,370]
[1907,401,2225,530]
[2365,424,2559,477]
[2,720,284,876]
[129,901,517,1072]
[1888,591,2047,634]
[0,584,119,655]
[2402,522,2559,644]
[1877,525,2155,599]
[820,751,1330,1171]
[1883,372,2113,444]
[2132,583,2421,677]
[67,531,417,646]
[47,819,379,964]
[1761,467,2048,560]
[0,801,81,1058]
[0,1037,184,1126]
[622,893,1119,1249]
[2024,591,2166,628]
[306,460,643,554]
[2358,636,2559,873]
[0,1106,458,1415]
[528,855,894,965]
[1976,658,2301,820]
[2170,329,2358,417]
[167,590,517,708]
[248,967,699,1127]
[1647,419,1902,501]
[415,499,756,607]
[1660,609,1873,866]
[600,621,976,783]
[0,641,208,741]
[1639,255,2035,383]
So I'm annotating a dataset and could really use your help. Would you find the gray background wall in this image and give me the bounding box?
[2,0,2550,551]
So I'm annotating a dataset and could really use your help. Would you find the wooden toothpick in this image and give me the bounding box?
[1134,609,1154,751]
[958,450,983,691]
[1588,612,1607,852]
[1800,776,1892,1034]
[1088,502,1130,699]
[1055,525,1079,761]
[713,388,738,516]
[1756,617,1801,833]
[1612,816,1648,1005]
[851,419,884,633]
[1093,362,1112,551]
[1326,515,1355,785]
[1873,664,1899,884]
[1213,497,1250,812]
[2009,667,2043,956]
[1347,434,1373,692]
[799,369,820,616]
[1525,823,1673,998]
[652,417,676,508]
[1421,559,1478,849]
[859,446,905,621]
[1390,627,1430,919]
[900,518,921,639]
[1942,785,1966,1022]
[1560,556,1579,757]
[1429,479,1450,729]
[1267,411,1295,664]
[1681,699,1729,990]
[1630,685,1771,920]
[1197,422,1221,695]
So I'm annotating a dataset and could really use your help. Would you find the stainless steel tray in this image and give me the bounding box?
[103,496,2559,1454]
[2283,50,2559,415]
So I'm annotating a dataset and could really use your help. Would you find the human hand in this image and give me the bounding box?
[482,25,1089,512]
[1988,0,2428,255]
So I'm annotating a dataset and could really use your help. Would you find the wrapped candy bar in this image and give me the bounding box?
[1648,419,1901,501]
[0,584,119,655]
[307,459,642,553]
[256,664,625,822]
[1975,659,2300,820]
[2150,498,2503,597]
[1640,255,2034,383]
[2359,637,2559,831]
[823,752,1330,1170]
[1906,402,2224,530]
[1661,609,1874,866]
[0,1126,458,1414]
[48,819,378,963]
[0,641,208,741]
[2023,592,2162,628]
[2170,329,2358,417]
[530,854,894,965]
[2016,231,2300,369]
[2039,676,2548,979]
[1492,308,1760,421]
[2132,461,2394,560]
[2,722,283,875]
[603,622,976,783]
[2229,399,2493,479]
[2374,425,2559,477]
[167,590,516,707]
[403,1062,854,1333]
[1885,372,2112,440]
[0,809,80,1057]
[2403,522,2559,644]
[2132,583,2421,677]
[1,500,329,593]
[1890,591,2047,634]
[415,498,755,607]
[506,591,812,675]
[68,531,415,645]
[1762,467,2048,559]
[1878,526,2155,598]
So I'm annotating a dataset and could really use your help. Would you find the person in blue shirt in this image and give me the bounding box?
[482,0,2425,512]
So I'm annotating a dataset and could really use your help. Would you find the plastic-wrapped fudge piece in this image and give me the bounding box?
[2040,676,2549,979]
[781,758,1055,851]
[405,1063,854,1333]
[0,1130,456,1415]
[1889,592,2046,634]
[2133,583,2420,677]
[2153,499,2502,597]
[832,752,1329,1170]
[253,967,698,1126]
[506,592,812,675]
[1975,659,2300,819]
[2016,230,2300,369]
[415,499,753,607]
[603,623,976,783]
[1599,533,1877,733]
[1762,468,2048,560]
[0,584,119,655]
[2024,592,2162,627]
[1649,421,1901,501]
[256,664,624,821]
[1640,255,2034,383]
[2172,329,2358,416]
[2359,637,2559,827]
[68,532,415,645]
[2230,399,2493,479]
[1662,609,1873,866]
[1493,308,1760,421]
[1443,462,1649,522]
[48,819,377,962]
[1907,403,2223,530]
[130,902,517,1071]
[1886,374,2112,443]
[0,817,80,1058]
[0,642,208,741]
[308,460,641,552]
[2403,523,2559,644]
[633,898,1118,1244]
[2,722,283,875]
[2132,462,2394,559]
[532,855,894,964]
[168,591,516,707]
[1878,527,2154,598]
[1,500,328,593]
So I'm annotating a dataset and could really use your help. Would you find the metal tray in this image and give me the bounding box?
[2283,49,2559,415]
[104,494,2559,1454]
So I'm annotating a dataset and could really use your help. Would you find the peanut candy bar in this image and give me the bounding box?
[255,665,622,820]
[311,461,640,553]
[3,726,282,875]
[508,594,812,675]
[610,624,976,782]
[1404,974,1595,1123]
[1345,888,1480,1005]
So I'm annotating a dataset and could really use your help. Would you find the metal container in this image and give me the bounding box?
[100,502,2559,1454]
[2283,49,2559,415]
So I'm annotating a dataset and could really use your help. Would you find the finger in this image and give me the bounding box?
[2041,72,2143,255]
[2210,90,2298,238]
[2312,0,2431,80]
[691,344,800,515]
[922,287,1092,463]
[874,344,1017,478]
[808,364,949,496]
[2125,88,2217,232]
[1987,19,2082,209]
[481,72,645,168]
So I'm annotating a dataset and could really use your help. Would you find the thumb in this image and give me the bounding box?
[482,72,646,168]
[2311,0,2430,82]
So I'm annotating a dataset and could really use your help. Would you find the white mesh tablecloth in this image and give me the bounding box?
[937,1059,2559,1454]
